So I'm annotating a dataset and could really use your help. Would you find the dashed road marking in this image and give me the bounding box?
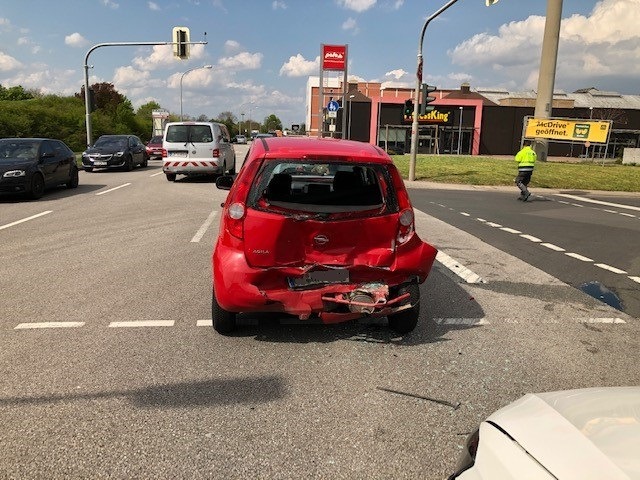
[108,320,174,328]
[1,211,52,231]
[595,263,628,274]
[96,183,131,196]
[14,321,85,329]
[565,252,593,262]
[191,209,217,243]
[541,243,565,252]
[520,234,542,242]
[436,251,485,284]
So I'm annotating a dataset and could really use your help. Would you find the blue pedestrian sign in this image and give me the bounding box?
[327,100,340,112]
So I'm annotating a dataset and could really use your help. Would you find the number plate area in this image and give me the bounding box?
[288,269,349,288]
[93,161,107,166]
[169,151,188,157]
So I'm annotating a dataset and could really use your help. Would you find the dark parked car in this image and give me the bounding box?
[0,138,79,199]
[82,135,148,172]
[211,136,438,334]
[145,135,164,160]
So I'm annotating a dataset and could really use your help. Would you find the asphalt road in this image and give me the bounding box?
[1,150,639,479]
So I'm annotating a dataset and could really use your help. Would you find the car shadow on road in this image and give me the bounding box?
[0,183,106,203]
[230,268,485,346]
[0,376,287,409]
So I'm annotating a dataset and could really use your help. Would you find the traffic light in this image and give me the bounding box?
[172,27,190,59]
[420,84,437,114]
[403,99,414,120]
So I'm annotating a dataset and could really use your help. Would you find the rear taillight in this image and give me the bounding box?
[397,208,415,245]
[223,157,263,240]
[226,202,246,239]
[161,148,167,158]
[389,166,415,245]
[212,148,220,158]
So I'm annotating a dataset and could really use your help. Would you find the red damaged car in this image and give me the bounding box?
[212,136,437,335]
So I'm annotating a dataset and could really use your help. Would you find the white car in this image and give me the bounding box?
[449,386,640,480]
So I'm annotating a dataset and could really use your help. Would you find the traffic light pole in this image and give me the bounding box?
[83,40,207,147]
[409,0,459,181]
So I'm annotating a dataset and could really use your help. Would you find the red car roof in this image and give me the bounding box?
[250,137,393,164]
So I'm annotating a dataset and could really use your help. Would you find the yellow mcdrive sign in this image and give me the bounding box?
[525,118,611,143]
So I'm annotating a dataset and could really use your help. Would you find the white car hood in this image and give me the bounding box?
[487,386,640,479]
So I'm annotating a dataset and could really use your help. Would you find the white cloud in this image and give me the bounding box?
[336,0,376,13]
[132,44,206,71]
[218,52,263,71]
[272,1,287,9]
[448,0,640,91]
[166,67,213,90]
[279,54,319,77]
[102,0,119,9]
[113,66,150,87]
[384,69,407,80]
[342,17,359,34]
[148,1,160,11]
[224,40,241,54]
[0,51,22,71]
[65,32,89,48]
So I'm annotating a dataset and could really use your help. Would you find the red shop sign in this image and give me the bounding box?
[322,44,347,71]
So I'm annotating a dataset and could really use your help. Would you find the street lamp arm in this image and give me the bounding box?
[409,0,460,181]
[83,40,208,147]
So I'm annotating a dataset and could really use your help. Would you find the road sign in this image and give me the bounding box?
[327,100,340,112]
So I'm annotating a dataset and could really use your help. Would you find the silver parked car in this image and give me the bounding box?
[449,386,640,479]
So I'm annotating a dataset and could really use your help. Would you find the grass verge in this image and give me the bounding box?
[391,154,640,192]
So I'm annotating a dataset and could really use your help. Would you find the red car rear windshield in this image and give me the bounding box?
[247,160,397,215]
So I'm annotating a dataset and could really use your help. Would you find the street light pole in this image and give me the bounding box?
[180,64,212,121]
[241,113,245,135]
[348,94,355,140]
[457,106,463,154]
[409,0,460,181]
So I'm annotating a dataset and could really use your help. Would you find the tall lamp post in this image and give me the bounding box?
[180,64,212,121]
[348,94,355,140]
[457,106,463,154]
[409,0,501,180]
[240,112,245,135]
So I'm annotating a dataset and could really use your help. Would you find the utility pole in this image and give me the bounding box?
[532,0,563,162]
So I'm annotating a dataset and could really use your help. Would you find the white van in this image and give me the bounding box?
[162,121,236,182]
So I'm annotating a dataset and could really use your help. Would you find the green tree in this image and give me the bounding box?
[0,84,35,101]
[263,114,283,133]
[215,111,239,137]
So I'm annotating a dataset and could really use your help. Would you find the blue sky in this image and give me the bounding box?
[1,0,639,129]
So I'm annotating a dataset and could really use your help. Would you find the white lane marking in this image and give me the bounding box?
[486,222,502,227]
[500,227,522,234]
[460,212,470,217]
[541,242,565,252]
[0,210,52,231]
[197,319,213,327]
[191,210,218,243]
[108,320,174,327]
[96,183,131,196]
[14,321,85,329]
[619,213,636,218]
[436,251,485,284]
[565,252,593,262]
[556,194,640,212]
[582,318,626,324]
[150,171,164,177]
[434,318,490,326]
[594,263,628,274]
[520,234,542,242]
[476,218,487,222]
